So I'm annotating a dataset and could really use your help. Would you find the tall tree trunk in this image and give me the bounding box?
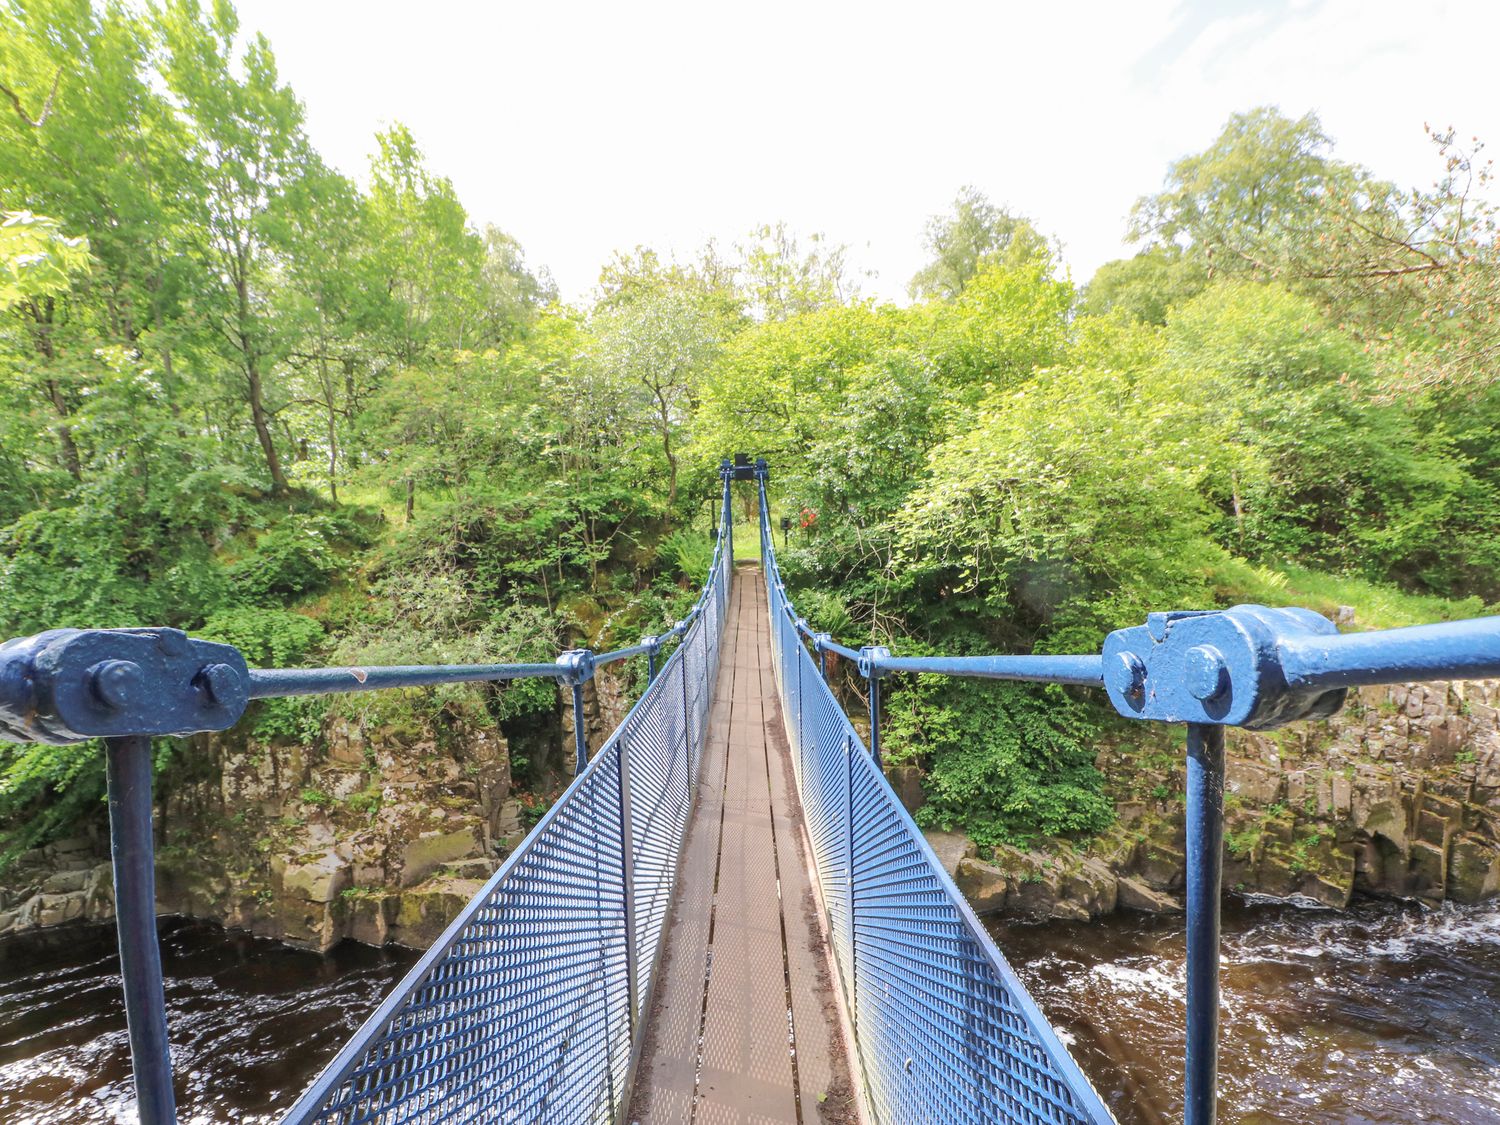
[234,269,287,495]
[245,355,287,494]
[29,301,82,482]
[652,389,678,510]
[44,378,83,481]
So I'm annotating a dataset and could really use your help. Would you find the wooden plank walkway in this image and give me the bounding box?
[629,565,854,1125]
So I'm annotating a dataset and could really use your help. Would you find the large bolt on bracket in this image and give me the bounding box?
[1102,606,1347,729]
[0,627,250,744]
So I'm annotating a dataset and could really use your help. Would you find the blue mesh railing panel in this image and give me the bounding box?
[758,483,1114,1125]
[280,502,733,1125]
[298,743,630,1124]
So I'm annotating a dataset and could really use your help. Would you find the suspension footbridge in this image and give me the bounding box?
[2,456,1497,1125]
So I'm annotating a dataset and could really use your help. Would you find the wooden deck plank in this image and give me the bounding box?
[630,567,850,1125]
[761,671,845,1113]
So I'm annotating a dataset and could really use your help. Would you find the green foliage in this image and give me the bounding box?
[200,607,325,666]
[1165,283,1500,593]
[1225,824,1263,859]
[898,361,1221,651]
[656,529,714,583]
[247,696,328,744]
[1129,107,1361,271]
[891,678,1113,847]
[0,739,104,867]
[0,211,90,305]
[3,17,1498,875]
[1080,246,1208,325]
[910,186,1053,300]
[228,517,340,604]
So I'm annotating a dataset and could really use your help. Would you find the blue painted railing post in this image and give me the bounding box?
[105,734,178,1125]
[557,650,596,776]
[720,459,735,563]
[645,637,658,686]
[858,647,890,769]
[1184,722,1225,1125]
[572,685,587,773]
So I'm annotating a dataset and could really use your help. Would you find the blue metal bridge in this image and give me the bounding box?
[2,455,1498,1124]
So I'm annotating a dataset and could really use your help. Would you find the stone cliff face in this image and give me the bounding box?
[7,672,1496,949]
[0,672,634,951]
[941,678,1500,921]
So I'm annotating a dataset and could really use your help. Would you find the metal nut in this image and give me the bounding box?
[89,660,144,710]
[1185,645,1229,702]
[197,663,242,706]
[1107,652,1147,698]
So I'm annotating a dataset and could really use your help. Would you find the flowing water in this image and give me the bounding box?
[3,901,1498,1122]
[0,919,417,1123]
[992,897,1500,1124]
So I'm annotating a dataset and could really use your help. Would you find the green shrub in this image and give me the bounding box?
[891,676,1114,847]
[199,607,326,667]
[229,517,339,603]
[656,529,715,583]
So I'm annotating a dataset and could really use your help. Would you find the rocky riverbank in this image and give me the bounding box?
[6,672,1498,949]
[0,672,632,951]
[928,678,1500,921]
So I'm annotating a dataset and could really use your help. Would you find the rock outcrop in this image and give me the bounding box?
[929,678,1500,921]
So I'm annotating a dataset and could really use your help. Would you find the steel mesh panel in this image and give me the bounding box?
[760,518,1113,1125]
[849,750,1099,1124]
[304,747,630,1125]
[621,644,693,1022]
[284,527,730,1125]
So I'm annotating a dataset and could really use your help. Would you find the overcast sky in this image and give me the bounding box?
[231,0,1499,305]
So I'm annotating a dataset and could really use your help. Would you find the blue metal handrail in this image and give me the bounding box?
[756,467,1114,1124]
[756,460,1500,1125]
[6,449,1498,1125]
[0,477,736,1125]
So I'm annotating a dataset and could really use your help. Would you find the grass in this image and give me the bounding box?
[724,494,796,564]
[1211,555,1490,630]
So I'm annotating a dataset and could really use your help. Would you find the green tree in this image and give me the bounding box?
[155,0,316,494]
[365,122,486,359]
[735,221,858,320]
[1080,244,1208,324]
[909,186,1052,300]
[1130,107,1367,278]
[591,283,726,508]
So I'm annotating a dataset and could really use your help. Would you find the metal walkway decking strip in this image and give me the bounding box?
[3,453,1499,1125]
[630,564,849,1123]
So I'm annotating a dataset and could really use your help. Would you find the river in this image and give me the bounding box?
[0,919,416,1123]
[2,900,1498,1122]
[991,896,1500,1124]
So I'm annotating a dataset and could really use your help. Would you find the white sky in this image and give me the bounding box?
[231,0,1500,305]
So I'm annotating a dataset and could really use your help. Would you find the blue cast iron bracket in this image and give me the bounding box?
[0,627,249,744]
[857,645,892,681]
[555,649,597,686]
[1101,605,1347,730]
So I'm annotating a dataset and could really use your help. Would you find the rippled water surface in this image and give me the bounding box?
[0,919,417,1123]
[992,897,1500,1124]
[4,902,1498,1122]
